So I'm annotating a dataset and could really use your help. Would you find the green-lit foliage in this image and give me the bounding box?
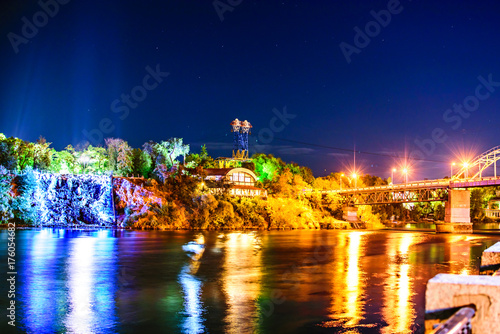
[141,140,160,177]
[185,144,214,168]
[435,203,445,220]
[33,136,52,171]
[470,188,493,223]
[154,138,190,168]
[131,148,150,177]
[252,153,285,182]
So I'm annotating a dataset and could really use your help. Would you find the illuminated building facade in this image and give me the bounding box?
[204,167,267,197]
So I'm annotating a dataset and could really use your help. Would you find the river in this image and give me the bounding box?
[1,229,499,333]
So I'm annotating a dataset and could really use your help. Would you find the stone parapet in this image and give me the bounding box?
[425,273,500,333]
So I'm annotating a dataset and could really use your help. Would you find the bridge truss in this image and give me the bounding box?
[309,145,500,206]
[341,187,449,205]
[454,145,500,179]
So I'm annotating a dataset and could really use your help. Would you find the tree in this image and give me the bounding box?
[185,144,214,168]
[470,188,490,223]
[3,137,35,171]
[0,137,18,171]
[105,138,133,176]
[154,138,190,168]
[33,136,52,171]
[252,154,285,182]
[131,148,150,177]
[91,146,108,173]
[142,140,160,177]
[11,168,37,225]
[59,145,77,173]
[314,173,341,190]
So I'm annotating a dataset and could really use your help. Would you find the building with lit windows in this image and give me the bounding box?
[203,167,267,197]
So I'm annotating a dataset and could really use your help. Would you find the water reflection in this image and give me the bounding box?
[179,234,206,334]
[221,232,262,333]
[6,229,500,334]
[65,230,118,333]
[381,233,416,334]
[66,237,97,332]
[327,231,366,328]
[22,229,60,333]
[345,232,365,327]
[20,229,118,333]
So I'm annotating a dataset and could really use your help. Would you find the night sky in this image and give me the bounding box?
[2,0,500,180]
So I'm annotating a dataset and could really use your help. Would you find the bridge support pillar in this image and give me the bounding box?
[342,206,359,223]
[436,189,472,233]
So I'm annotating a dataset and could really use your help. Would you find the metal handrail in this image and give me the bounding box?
[431,307,475,334]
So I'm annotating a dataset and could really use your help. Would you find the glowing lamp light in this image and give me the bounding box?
[351,173,357,179]
[402,167,409,183]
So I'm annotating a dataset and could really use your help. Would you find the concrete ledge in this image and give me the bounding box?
[435,222,473,233]
[425,273,500,333]
[481,242,500,267]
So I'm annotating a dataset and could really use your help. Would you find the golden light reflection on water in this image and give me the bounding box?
[221,232,262,334]
[345,232,364,327]
[327,232,366,328]
[381,233,415,334]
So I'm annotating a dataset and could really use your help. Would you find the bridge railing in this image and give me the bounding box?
[310,175,500,194]
[430,307,474,334]
[328,178,451,194]
[484,209,500,218]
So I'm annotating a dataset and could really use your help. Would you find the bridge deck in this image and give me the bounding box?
[306,176,500,205]
[322,176,500,195]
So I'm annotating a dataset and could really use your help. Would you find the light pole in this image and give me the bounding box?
[463,162,469,179]
[340,173,344,190]
[391,168,396,185]
[402,168,408,184]
[352,173,357,188]
[450,162,455,179]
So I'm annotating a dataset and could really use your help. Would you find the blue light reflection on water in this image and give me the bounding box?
[18,229,118,334]
[20,229,61,333]
[179,235,206,334]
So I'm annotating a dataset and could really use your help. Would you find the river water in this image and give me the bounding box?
[1,229,499,334]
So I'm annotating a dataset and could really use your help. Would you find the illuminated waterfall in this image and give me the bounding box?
[33,172,115,226]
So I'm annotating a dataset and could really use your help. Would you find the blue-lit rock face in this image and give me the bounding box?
[34,173,115,226]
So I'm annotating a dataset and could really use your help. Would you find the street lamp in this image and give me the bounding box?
[402,168,408,183]
[340,173,344,190]
[463,162,470,179]
[391,168,396,185]
[450,162,456,179]
[351,172,357,188]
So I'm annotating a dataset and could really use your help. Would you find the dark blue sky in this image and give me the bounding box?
[2,0,500,180]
